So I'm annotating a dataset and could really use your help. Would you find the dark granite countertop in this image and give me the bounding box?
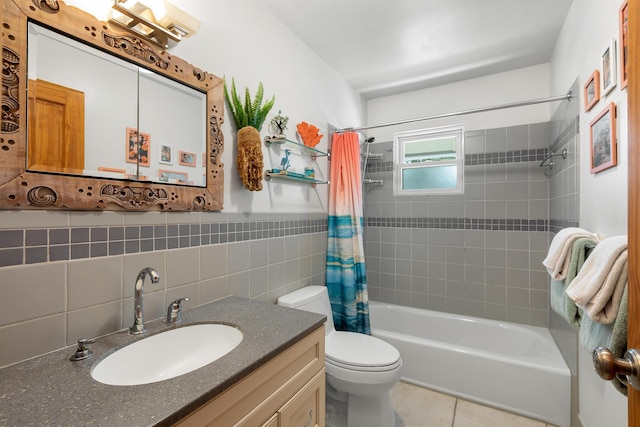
[0,296,325,427]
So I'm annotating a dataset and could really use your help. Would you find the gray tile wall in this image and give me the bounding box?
[546,79,581,427]
[362,122,551,326]
[0,212,327,367]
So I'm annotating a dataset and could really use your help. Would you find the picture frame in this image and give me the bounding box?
[125,127,150,167]
[589,102,617,174]
[583,70,600,112]
[159,169,189,183]
[159,144,173,165]
[179,151,197,167]
[97,166,126,178]
[601,38,617,96]
[619,0,629,89]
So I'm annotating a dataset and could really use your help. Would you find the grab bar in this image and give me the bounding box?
[539,149,567,168]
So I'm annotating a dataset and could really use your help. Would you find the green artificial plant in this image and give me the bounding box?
[224,77,275,131]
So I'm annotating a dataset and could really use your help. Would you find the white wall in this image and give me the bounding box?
[61,0,366,214]
[366,63,552,142]
[550,0,629,425]
[169,0,364,213]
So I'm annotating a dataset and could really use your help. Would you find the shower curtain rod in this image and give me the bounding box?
[335,91,573,133]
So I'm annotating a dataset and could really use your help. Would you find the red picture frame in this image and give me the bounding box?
[619,0,629,89]
[178,150,197,167]
[584,70,600,112]
[159,169,189,183]
[125,127,150,167]
[589,103,617,174]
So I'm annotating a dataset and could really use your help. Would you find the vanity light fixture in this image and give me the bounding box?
[109,0,200,49]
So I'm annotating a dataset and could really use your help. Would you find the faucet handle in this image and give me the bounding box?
[165,297,190,323]
[70,338,95,361]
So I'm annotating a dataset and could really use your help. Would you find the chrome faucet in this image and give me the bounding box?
[164,297,190,323]
[129,267,160,335]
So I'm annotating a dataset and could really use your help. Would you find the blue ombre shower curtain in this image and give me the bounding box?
[326,132,370,335]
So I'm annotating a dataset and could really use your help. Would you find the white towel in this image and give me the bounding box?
[565,235,628,324]
[542,227,600,280]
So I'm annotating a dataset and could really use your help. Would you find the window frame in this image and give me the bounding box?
[393,125,465,196]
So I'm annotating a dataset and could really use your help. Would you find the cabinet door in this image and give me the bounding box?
[279,369,325,427]
[261,413,279,427]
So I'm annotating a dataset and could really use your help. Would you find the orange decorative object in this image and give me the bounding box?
[297,121,323,148]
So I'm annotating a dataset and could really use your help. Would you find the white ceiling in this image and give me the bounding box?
[256,0,574,99]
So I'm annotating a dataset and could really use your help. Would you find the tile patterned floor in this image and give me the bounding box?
[391,381,559,427]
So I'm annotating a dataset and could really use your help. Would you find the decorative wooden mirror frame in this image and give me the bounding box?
[0,0,224,211]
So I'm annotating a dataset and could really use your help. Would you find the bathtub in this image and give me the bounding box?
[369,302,570,427]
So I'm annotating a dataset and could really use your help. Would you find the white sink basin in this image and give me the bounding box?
[91,323,243,386]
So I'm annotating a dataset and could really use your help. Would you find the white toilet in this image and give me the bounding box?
[278,286,402,427]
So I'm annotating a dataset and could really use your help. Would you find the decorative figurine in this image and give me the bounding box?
[223,78,275,192]
[280,149,292,171]
[296,121,323,147]
[270,110,289,140]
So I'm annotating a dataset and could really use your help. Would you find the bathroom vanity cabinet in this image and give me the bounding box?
[175,326,326,427]
[0,297,326,427]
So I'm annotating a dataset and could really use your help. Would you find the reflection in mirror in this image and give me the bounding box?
[27,22,206,187]
[139,69,206,186]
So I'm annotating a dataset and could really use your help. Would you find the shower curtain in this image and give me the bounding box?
[326,132,370,335]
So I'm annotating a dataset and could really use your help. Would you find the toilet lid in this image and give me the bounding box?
[325,331,400,369]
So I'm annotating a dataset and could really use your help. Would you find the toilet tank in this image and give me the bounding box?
[277,286,335,333]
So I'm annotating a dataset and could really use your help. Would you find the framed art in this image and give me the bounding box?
[159,144,173,165]
[159,169,189,183]
[97,166,126,178]
[179,151,197,167]
[601,38,617,96]
[584,70,600,112]
[619,0,629,89]
[125,127,150,167]
[589,102,617,174]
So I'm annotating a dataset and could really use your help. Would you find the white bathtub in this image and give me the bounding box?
[369,302,570,427]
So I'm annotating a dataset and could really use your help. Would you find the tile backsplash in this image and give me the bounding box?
[0,212,327,367]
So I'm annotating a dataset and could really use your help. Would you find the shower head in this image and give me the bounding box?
[365,137,375,143]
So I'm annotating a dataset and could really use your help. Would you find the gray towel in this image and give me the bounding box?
[549,237,596,329]
[566,236,628,324]
[579,283,628,395]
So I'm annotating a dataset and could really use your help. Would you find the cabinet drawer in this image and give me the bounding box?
[279,369,325,427]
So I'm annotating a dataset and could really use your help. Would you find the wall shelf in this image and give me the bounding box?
[264,136,327,160]
[264,170,328,188]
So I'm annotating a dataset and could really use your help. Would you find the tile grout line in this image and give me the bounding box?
[451,398,459,427]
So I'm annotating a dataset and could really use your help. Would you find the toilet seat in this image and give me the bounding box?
[325,331,401,372]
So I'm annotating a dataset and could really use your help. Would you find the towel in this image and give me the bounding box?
[579,283,628,395]
[543,227,600,280]
[549,237,596,329]
[566,235,628,324]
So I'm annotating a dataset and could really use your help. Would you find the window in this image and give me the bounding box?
[393,125,464,195]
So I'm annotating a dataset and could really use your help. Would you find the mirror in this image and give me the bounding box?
[1,0,224,210]
[28,23,207,186]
